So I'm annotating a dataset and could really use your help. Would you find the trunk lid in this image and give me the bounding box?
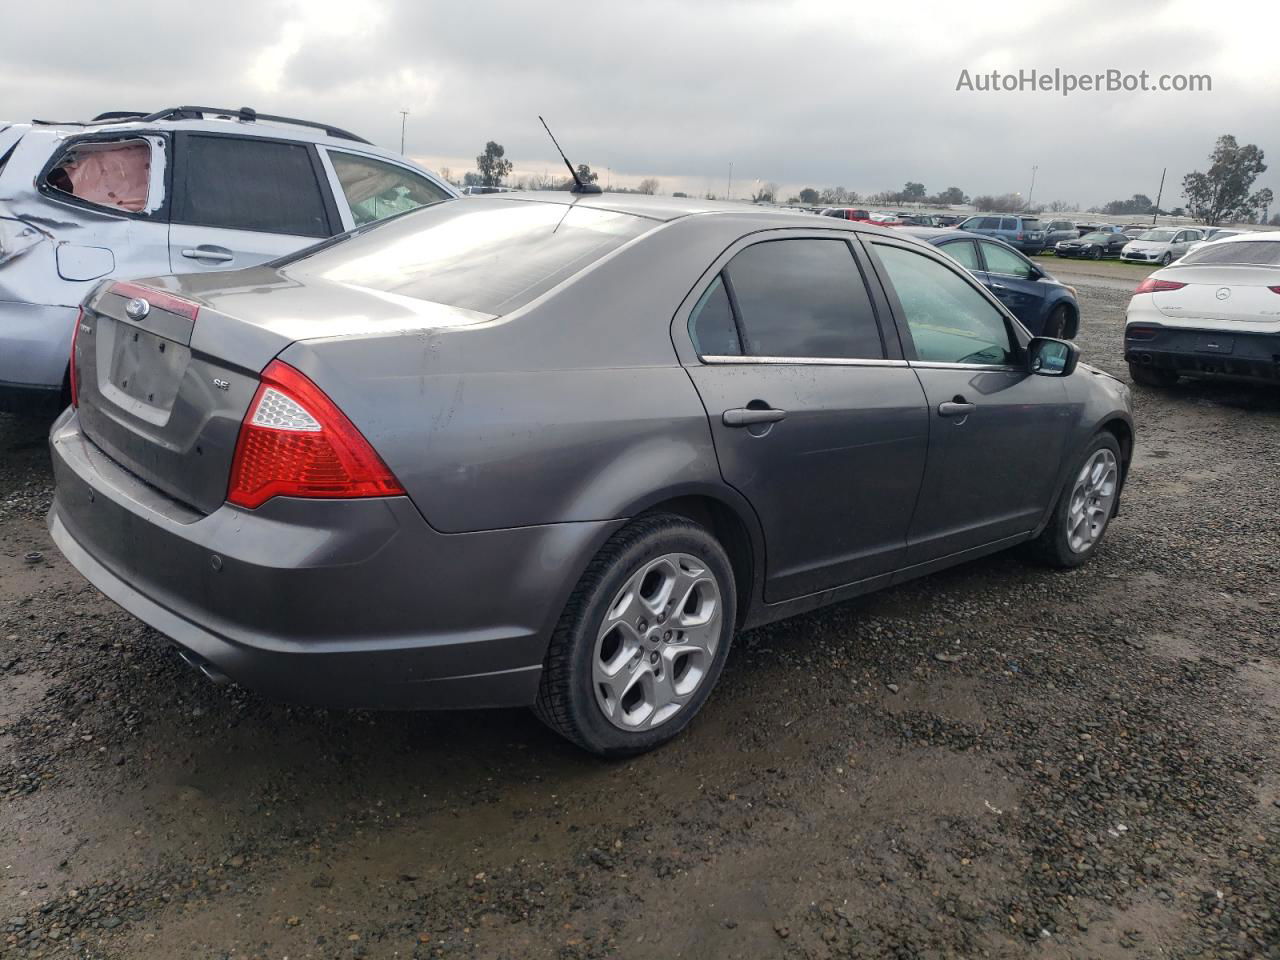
[1151,265,1280,323]
[75,280,293,515]
[74,267,492,515]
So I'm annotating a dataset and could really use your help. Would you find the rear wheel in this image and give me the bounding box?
[1029,433,1122,569]
[1128,363,1179,388]
[534,514,736,756]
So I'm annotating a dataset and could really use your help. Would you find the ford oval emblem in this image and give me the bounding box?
[124,297,151,321]
[1215,287,1231,301]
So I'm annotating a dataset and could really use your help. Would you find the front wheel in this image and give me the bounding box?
[1090,248,1103,260]
[1029,433,1123,569]
[534,514,737,756]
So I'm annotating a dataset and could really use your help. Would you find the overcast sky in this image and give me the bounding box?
[3,0,1277,208]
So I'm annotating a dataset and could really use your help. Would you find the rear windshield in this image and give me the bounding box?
[282,199,653,316]
[1180,240,1280,266]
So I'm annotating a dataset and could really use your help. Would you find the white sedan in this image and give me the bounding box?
[1185,229,1245,256]
[1124,231,1280,387]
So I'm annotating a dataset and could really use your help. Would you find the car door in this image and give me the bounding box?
[862,237,1071,565]
[319,148,454,230]
[977,240,1047,331]
[168,132,341,272]
[678,233,929,602]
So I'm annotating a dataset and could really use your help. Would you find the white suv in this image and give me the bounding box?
[0,105,458,413]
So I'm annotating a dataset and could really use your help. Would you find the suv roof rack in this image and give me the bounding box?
[34,106,373,145]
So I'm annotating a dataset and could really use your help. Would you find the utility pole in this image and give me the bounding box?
[399,110,409,154]
[727,161,733,201]
[1152,167,1166,225]
[1026,165,1038,210]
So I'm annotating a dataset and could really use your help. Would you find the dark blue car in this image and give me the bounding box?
[901,228,1080,339]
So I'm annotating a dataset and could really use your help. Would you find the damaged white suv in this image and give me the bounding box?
[0,106,457,413]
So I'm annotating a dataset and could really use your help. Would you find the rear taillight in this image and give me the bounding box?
[1268,286,1280,295]
[1016,232,1024,240]
[108,280,200,322]
[227,360,404,509]
[1134,278,1187,295]
[69,307,83,408]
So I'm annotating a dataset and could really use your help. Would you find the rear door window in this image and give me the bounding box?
[1001,217,1018,231]
[327,151,452,227]
[873,243,1015,366]
[939,239,981,271]
[173,134,332,237]
[720,238,884,359]
[42,137,162,215]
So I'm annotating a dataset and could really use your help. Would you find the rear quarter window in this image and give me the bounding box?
[42,137,161,214]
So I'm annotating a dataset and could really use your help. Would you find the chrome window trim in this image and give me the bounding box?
[700,355,908,368]
[908,361,1023,372]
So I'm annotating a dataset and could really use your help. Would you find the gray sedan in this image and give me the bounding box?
[49,193,1134,755]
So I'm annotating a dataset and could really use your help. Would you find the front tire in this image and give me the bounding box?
[534,514,737,756]
[1044,304,1072,339]
[1128,363,1179,388]
[1090,248,1103,260]
[1029,433,1123,569]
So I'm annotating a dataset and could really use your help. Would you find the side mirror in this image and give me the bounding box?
[1028,337,1079,377]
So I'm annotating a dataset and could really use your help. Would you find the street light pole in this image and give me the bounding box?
[399,110,409,154]
[727,162,733,201]
[1026,165,1038,210]
[1152,167,1166,225]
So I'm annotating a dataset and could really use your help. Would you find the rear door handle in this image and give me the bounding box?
[181,246,234,263]
[723,407,787,427]
[937,400,976,418]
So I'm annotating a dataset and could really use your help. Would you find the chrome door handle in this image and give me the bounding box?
[937,400,976,418]
[990,282,1007,290]
[723,407,787,427]
[181,247,234,263]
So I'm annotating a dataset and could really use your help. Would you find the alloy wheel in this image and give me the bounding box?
[592,553,722,731]
[1066,449,1119,553]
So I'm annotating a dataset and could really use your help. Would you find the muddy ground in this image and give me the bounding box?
[2,267,1278,959]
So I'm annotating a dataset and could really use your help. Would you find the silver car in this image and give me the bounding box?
[49,193,1134,756]
[1120,227,1204,265]
[0,105,457,413]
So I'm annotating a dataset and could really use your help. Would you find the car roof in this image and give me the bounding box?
[1209,229,1280,244]
[473,191,821,225]
[898,227,988,244]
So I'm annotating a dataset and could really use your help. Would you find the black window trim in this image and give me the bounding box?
[681,229,902,367]
[856,234,1030,370]
[170,130,342,238]
[36,130,173,222]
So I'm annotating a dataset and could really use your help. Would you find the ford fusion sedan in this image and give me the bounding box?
[901,227,1080,338]
[1125,230,1280,387]
[1056,230,1129,259]
[49,194,1134,756]
[1120,228,1204,265]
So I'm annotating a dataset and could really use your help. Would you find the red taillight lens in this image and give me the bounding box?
[69,307,84,408]
[1268,286,1280,295]
[227,360,404,509]
[108,280,200,322]
[1135,278,1187,295]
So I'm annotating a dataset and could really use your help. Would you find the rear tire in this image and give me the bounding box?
[1029,433,1123,569]
[533,514,737,756]
[1128,363,1179,388]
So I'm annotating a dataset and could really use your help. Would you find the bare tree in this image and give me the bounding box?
[637,177,660,195]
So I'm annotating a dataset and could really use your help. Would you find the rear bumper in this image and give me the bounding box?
[48,409,623,709]
[1125,326,1280,384]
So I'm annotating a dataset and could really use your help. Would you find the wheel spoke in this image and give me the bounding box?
[1065,448,1119,554]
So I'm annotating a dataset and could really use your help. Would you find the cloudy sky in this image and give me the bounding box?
[3,0,1277,208]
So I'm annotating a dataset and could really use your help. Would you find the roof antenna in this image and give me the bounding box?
[539,116,602,194]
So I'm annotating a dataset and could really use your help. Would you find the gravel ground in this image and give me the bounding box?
[2,275,1278,960]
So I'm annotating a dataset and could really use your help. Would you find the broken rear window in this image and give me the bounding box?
[44,139,156,214]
